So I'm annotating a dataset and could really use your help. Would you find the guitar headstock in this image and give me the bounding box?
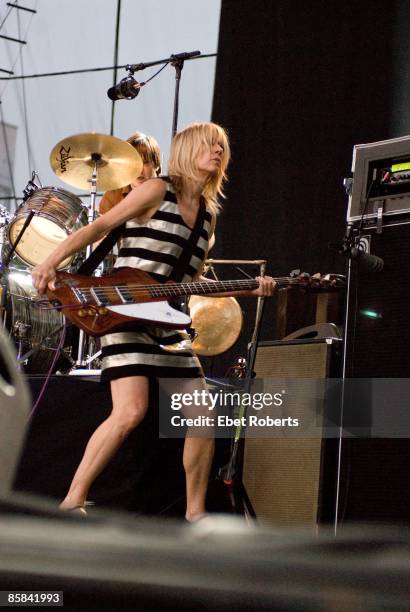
[289,270,346,291]
[312,273,346,289]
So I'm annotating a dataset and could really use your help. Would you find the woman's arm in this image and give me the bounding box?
[32,178,166,292]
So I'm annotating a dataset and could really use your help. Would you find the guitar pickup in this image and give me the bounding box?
[116,286,134,304]
[91,287,110,306]
[72,287,89,305]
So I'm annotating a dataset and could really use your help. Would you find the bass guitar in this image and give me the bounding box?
[41,267,342,337]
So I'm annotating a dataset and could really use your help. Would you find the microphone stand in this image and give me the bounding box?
[213,260,267,515]
[126,50,202,139]
[222,261,267,484]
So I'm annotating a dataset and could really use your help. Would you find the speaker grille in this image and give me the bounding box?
[243,341,334,527]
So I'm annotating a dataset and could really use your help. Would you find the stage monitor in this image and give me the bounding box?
[347,134,410,224]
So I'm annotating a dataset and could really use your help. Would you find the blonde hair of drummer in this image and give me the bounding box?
[126,131,161,175]
[168,122,230,217]
[99,132,161,215]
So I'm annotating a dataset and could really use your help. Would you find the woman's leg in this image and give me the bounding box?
[160,377,215,522]
[183,435,215,522]
[60,376,149,509]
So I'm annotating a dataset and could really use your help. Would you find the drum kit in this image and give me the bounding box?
[0,132,244,374]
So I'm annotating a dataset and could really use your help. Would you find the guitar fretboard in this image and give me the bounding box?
[68,277,308,307]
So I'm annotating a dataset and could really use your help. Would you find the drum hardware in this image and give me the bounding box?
[22,170,42,202]
[12,322,67,368]
[14,321,30,368]
[77,155,110,368]
[49,132,143,192]
[82,347,102,367]
[49,132,143,371]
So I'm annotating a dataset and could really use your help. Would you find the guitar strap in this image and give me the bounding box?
[78,178,206,279]
[169,197,207,283]
[77,223,125,275]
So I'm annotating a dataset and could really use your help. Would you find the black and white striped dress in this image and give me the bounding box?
[100,181,212,381]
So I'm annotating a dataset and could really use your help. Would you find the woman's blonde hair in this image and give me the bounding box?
[127,131,161,174]
[168,122,230,215]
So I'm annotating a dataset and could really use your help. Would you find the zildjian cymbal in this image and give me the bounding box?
[49,132,143,191]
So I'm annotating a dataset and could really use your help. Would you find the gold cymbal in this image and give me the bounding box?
[50,132,143,191]
[190,295,243,356]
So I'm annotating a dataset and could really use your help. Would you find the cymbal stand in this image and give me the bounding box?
[74,155,100,369]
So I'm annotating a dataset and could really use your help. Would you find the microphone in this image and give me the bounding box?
[107,75,142,101]
[350,247,384,272]
[329,241,384,272]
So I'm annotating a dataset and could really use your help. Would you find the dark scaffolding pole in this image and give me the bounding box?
[110,0,122,136]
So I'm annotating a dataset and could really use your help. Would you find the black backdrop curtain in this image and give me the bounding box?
[208,0,407,374]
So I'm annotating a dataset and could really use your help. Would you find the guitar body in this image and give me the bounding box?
[47,268,191,336]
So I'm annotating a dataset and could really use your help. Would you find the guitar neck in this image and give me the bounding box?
[149,278,259,299]
[144,276,305,299]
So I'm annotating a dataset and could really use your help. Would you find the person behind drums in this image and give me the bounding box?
[31,122,276,520]
[99,132,161,215]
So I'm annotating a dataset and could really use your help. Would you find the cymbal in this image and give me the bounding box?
[190,295,243,356]
[50,132,143,191]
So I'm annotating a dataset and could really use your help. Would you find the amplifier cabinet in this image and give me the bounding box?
[242,339,341,528]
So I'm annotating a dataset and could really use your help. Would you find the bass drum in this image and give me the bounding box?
[6,187,88,269]
[5,268,65,374]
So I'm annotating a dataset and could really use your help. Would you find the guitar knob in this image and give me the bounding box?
[77,309,87,317]
[98,307,108,315]
[87,308,96,316]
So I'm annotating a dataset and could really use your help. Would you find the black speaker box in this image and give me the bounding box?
[345,222,410,378]
[339,222,410,523]
[242,339,341,528]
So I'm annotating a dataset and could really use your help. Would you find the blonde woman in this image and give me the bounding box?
[32,122,275,521]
